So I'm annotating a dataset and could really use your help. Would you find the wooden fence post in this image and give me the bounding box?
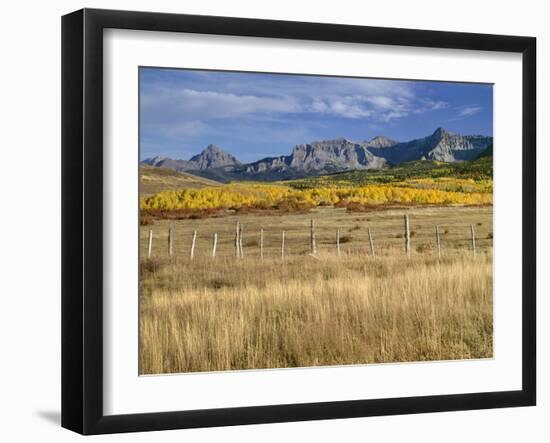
[239,224,244,258]
[235,221,240,258]
[168,224,173,257]
[212,232,218,258]
[336,229,341,257]
[281,231,285,259]
[260,228,264,259]
[190,230,197,259]
[368,227,375,258]
[310,219,316,255]
[404,214,410,257]
[435,225,441,260]
[147,229,153,258]
[470,224,476,258]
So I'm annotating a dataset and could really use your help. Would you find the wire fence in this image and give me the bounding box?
[141,214,493,260]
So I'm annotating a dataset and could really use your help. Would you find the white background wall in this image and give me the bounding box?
[0,0,546,441]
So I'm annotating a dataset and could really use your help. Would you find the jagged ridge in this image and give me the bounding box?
[141,128,492,182]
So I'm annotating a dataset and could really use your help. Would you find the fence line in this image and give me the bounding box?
[470,224,476,257]
[145,215,491,260]
[404,214,411,258]
[310,219,316,255]
[147,229,153,258]
[260,228,264,259]
[212,232,218,258]
[190,230,197,260]
[368,227,375,258]
[435,225,441,260]
[239,224,244,258]
[168,224,173,257]
[235,221,240,258]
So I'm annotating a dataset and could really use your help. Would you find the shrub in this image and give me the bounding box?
[141,208,224,220]
[339,235,352,243]
[140,257,165,276]
[140,214,153,226]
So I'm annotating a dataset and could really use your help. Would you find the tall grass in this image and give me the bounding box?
[140,252,492,374]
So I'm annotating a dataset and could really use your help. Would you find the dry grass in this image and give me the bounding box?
[140,205,493,259]
[140,251,492,374]
[139,165,221,196]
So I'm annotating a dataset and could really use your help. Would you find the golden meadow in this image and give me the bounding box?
[139,173,493,374]
[140,251,492,374]
[140,177,492,212]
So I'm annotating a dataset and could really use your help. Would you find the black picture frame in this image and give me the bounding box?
[62,8,536,435]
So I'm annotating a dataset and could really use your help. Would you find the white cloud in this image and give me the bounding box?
[426,100,449,111]
[328,99,372,119]
[306,96,373,119]
[309,100,329,113]
[142,88,301,124]
[458,105,483,117]
[141,75,451,131]
[363,95,396,110]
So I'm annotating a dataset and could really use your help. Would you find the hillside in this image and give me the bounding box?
[141,155,493,213]
[368,128,492,163]
[281,156,493,189]
[139,166,221,196]
[476,144,493,159]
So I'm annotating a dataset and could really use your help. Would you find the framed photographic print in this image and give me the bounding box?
[61,8,536,435]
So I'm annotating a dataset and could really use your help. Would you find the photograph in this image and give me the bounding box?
[138,67,494,375]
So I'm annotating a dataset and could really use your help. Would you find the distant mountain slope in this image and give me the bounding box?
[362,135,399,149]
[242,138,389,177]
[141,128,492,183]
[476,144,493,159]
[141,144,240,173]
[188,144,241,169]
[139,165,221,196]
[141,156,191,171]
[369,128,492,163]
[283,156,493,189]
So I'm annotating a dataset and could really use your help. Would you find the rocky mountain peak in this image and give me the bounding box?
[189,144,241,170]
[204,144,224,152]
[287,138,386,172]
[425,128,491,162]
[141,155,168,167]
[365,136,398,149]
[307,137,354,147]
[431,127,453,139]
[140,128,492,182]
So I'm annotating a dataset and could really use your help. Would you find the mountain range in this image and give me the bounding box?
[141,128,493,182]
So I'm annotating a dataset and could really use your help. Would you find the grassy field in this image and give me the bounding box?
[139,205,493,374]
[140,165,221,196]
[140,251,492,374]
[140,205,493,258]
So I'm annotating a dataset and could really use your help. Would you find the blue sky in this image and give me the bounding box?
[140,67,493,163]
